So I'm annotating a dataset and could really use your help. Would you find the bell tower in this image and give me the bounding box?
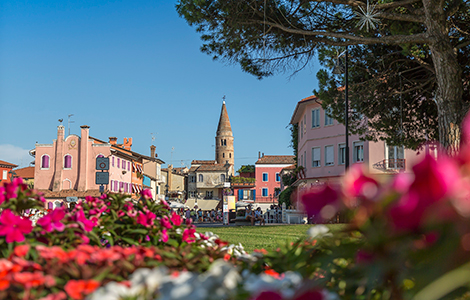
[215,100,234,174]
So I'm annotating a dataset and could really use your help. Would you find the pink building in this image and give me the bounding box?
[255,154,295,204]
[290,95,426,188]
[33,125,132,207]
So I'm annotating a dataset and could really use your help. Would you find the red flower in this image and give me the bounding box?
[182,228,196,243]
[13,244,30,257]
[13,271,46,288]
[264,268,283,279]
[0,209,33,243]
[294,289,324,300]
[38,291,66,300]
[64,279,100,300]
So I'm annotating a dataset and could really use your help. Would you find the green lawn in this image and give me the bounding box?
[197,224,346,253]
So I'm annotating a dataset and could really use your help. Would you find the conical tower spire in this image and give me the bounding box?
[215,99,234,173]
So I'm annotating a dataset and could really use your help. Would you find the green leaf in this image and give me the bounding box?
[121,237,139,246]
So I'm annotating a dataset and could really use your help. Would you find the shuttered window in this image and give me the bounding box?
[312,147,321,167]
[325,145,334,166]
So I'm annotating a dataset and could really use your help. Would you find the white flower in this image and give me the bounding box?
[307,225,332,239]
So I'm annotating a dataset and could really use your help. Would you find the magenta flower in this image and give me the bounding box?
[170,212,182,226]
[160,216,173,229]
[253,291,283,300]
[37,208,66,232]
[0,187,5,205]
[182,228,196,243]
[160,229,169,243]
[0,209,33,243]
[301,184,341,221]
[388,155,460,231]
[343,164,379,202]
[137,211,156,227]
[141,189,153,200]
[74,210,97,232]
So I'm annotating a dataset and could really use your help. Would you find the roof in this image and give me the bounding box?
[37,189,101,198]
[196,164,229,172]
[216,102,233,136]
[191,160,216,165]
[290,95,321,124]
[0,160,18,168]
[282,164,296,171]
[256,155,295,165]
[13,166,35,179]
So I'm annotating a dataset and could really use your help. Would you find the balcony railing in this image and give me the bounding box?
[373,159,406,172]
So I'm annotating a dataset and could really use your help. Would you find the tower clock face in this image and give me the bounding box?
[70,140,76,147]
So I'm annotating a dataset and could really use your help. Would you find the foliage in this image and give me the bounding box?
[231,176,256,184]
[289,124,298,165]
[278,186,294,208]
[176,0,470,150]
[237,165,255,174]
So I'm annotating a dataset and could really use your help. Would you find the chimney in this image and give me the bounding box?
[109,137,117,145]
[258,151,261,159]
[262,153,264,157]
[150,145,156,158]
[77,125,90,192]
[123,138,132,150]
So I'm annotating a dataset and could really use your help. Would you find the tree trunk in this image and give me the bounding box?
[423,0,467,154]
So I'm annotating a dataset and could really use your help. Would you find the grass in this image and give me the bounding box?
[197,224,346,253]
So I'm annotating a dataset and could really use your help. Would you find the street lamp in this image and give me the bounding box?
[333,46,350,170]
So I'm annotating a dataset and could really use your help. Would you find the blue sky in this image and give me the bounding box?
[0,0,320,171]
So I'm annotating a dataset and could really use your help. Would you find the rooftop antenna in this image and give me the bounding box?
[151,132,157,142]
[67,114,75,136]
[171,147,174,166]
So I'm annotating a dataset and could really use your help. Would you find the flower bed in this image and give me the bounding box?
[4,115,470,299]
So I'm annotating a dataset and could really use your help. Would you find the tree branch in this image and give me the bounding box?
[260,20,430,45]
[378,11,425,23]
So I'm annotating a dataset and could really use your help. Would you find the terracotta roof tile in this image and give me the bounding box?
[196,164,229,172]
[13,166,35,179]
[0,160,18,168]
[38,189,102,198]
[282,164,296,171]
[191,160,216,165]
[256,155,295,165]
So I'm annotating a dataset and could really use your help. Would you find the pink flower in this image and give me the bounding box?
[0,187,5,204]
[343,164,379,202]
[160,216,173,229]
[73,210,96,232]
[254,291,283,300]
[301,184,341,221]
[37,208,66,232]
[294,290,324,300]
[388,155,460,231]
[170,212,182,226]
[141,189,153,200]
[0,209,33,243]
[182,228,196,243]
[160,229,168,243]
[137,211,156,227]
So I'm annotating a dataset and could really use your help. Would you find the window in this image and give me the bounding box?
[190,175,196,183]
[300,119,304,139]
[276,173,280,182]
[198,174,203,182]
[229,153,231,158]
[300,154,303,167]
[117,158,120,168]
[325,145,334,166]
[262,188,268,197]
[206,191,213,198]
[114,181,118,192]
[353,142,364,162]
[128,161,130,171]
[221,174,225,182]
[64,155,72,169]
[41,155,50,169]
[110,180,114,192]
[312,147,321,167]
[311,109,320,128]
[2,170,7,180]
[325,107,334,125]
[304,151,307,169]
[112,156,115,167]
[223,153,225,158]
[303,114,307,135]
[262,173,268,182]
[386,145,405,169]
[338,144,346,165]
[122,160,126,169]
[188,191,194,198]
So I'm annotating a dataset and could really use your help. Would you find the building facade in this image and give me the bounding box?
[0,160,18,186]
[255,154,296,203]
[290,95,426,188]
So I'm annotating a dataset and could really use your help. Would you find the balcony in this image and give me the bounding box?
[373,159,406,172]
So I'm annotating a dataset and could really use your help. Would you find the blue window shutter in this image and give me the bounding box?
[238,189,243,200]
[251,190,255,200]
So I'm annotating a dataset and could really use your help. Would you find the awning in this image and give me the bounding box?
[184,199,220,210]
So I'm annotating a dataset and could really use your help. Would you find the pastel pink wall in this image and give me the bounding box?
[108,155,132,193]
[294,99,424,180]
[34,125,112,191]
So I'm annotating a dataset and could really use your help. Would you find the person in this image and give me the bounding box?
[245,205,255,226]
[254,207,266,225]
[190,209,196,222]
[185,208,191,222]
[198,209,203,223]
[210,209,216,222]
